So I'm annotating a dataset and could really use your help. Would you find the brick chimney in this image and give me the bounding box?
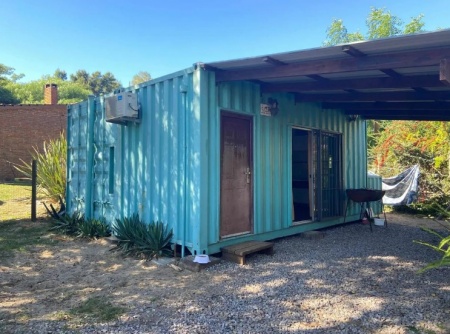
[44,83,58,105]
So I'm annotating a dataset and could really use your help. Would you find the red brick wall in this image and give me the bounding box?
[0,105,66,180]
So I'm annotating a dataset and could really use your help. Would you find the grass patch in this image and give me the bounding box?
[0,220,57,259]
[70,296,125,322]
[0,181,33,221]
[0,181,31,202]
[406,326,438,334]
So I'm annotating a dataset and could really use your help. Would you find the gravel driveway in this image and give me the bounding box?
[1,213,449,333]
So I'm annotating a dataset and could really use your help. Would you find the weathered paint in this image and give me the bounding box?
[67,69,202,251]
[202,79,370,253]
[67,67,377,255]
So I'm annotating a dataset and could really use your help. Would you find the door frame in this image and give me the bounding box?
[219,110,254,239]
[291,127,314,223]
[290,126,344,223]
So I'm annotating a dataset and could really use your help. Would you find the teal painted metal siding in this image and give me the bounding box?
[67,69,203,252]
[67,67,376,255]
[203,80,370,252]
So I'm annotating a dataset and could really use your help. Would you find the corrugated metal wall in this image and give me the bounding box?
[203,79,369,251]
[67,101,89,215]
[67,67,375,255]
[67,69,202,252]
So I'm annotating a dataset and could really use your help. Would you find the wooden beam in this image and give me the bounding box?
[346,109,450,117]
[380,69,402,78]
[262,56,286,66]
[196,63,223,72]
[440,59,450,86]
[261,75,443,93]
[296,90,450,102]
[306,74,329,82]
[342,45,366,57]
[215,46,450,82]
[323,101,450,110]
[343,109,450,121]
[343,89,358,94]
[362,114,450,121]
[412,87,428,93]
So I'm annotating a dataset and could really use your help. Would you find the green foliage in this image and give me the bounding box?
[0,63,17,80]
[366,7,402,40]
[70,69,121,95]
[325,19,364,46]
[404,14,425,35]
[112,214,173,259]
[1,66,121,104]
[49,211,84,235]
[70,296,125,322]
[131,71,152,86]
[49,211,111,239]
[415,220,450,272]
[0,220,57,259]
[5,77,91,104]
[324,7,425,46]
[393,199,450,218]
[14,133,66,201]
[77,217,111,239]
[0,63,22,104]
[0,86,19,104]
[370,121,450,203]
[70,69,89,85]
[54,68,67,81]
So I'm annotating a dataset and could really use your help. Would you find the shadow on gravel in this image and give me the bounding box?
[1,213,448,333]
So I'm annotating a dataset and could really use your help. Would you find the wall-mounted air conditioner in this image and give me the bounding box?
[105,92,140,124]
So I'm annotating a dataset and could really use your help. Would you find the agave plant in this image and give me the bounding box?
[111,214,173,259]
[49,211,84,236]
[77,218,111,239]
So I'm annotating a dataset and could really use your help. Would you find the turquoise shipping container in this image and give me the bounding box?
[66,66,379,255]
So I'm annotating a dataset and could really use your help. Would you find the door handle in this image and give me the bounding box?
[244,167,251,184]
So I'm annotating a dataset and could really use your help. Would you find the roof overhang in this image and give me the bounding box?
[203,29,450,121]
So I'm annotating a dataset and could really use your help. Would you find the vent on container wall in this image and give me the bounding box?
[105,92,140,125]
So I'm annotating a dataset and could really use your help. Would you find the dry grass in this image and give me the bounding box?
[0,181,48,221]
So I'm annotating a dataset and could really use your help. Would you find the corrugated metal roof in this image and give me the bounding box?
[204,29,450,121]
[205,29,450,71]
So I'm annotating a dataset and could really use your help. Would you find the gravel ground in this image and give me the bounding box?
[1,213,449,333]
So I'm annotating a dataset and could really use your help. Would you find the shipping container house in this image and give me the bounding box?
[66,30,450,255]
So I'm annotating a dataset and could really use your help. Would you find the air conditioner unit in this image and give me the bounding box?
[105,92,140,124]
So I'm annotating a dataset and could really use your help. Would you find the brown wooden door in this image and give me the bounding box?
[220,113,253,238]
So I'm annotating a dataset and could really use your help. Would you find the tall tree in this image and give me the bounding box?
[0,64,20,103]
[54,68,68,81]
[70,70,120,95]
[324,7,425,45]
[131,71,152,85]
[0,64,15,80]
[7,76,91,104]
[324,7,426,170]
[70,69,89,86]
[89,71,120,95]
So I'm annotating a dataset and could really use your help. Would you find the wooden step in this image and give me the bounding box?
[221,241,274,265]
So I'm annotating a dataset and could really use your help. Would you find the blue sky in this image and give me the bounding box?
[1,0,448,86]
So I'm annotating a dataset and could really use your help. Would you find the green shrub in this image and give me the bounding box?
[77,218,111,239]
[111,214,173,259]
[49,212,111,239]
[49,211,84,236]
[14,133,66,201]
[415,221,450,272]
[392,198,450,219]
